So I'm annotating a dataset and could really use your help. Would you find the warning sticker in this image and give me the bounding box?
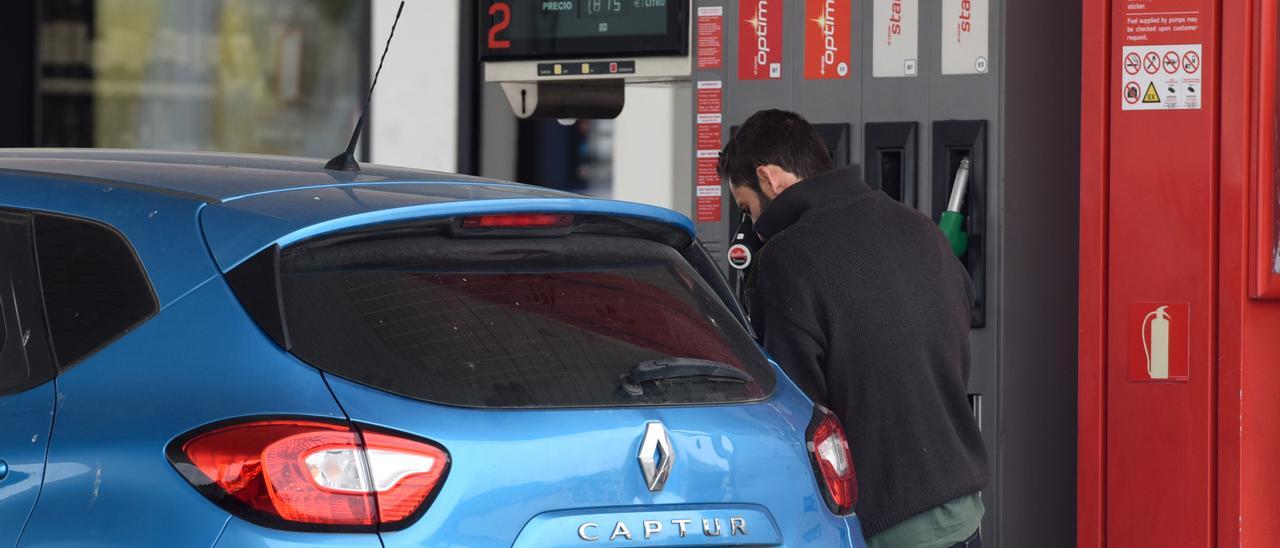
[940,0,988,75]
[1120,44,1201,110]
[697,118,722,150]
[697,7,724,69]
[696,80,722,115]
[1119,1,1204,111]
[874,0,918,78]
[696,151,722,222]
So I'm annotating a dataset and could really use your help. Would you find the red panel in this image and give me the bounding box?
[737,0,783,80]
[1217,2,1250,546]
[804,0,852,80]
[1079,1,1111,546]
[1106,0,1218,547]
[1251,0,1280,297]
[1226,2,1280,545]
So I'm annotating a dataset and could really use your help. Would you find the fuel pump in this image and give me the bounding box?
[727,212,761,323]
[939,157,972,258]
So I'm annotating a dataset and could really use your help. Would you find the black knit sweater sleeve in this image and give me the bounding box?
[754,246,828,406]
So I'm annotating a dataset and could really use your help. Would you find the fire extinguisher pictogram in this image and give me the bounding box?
[1128,302,1188,382]
[1141,305,1171,380]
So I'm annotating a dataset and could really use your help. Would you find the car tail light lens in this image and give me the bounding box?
[168,419,448,532]
[807,407,857,515]
[460,213,574,228]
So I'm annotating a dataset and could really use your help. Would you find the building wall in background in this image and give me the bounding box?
[368,0,457,171]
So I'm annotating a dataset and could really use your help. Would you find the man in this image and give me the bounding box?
[719,110,989,548]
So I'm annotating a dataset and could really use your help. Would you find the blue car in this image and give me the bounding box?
[0,149,866,547]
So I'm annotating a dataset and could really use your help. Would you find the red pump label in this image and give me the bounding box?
[804,0,852,79]
[738,0,783,80]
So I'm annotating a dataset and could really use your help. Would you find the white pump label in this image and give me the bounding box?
[1120,44,1202,111]
[940,0,988,75]
[873,0,918,77]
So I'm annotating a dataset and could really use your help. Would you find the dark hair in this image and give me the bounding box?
[717,109,833,190]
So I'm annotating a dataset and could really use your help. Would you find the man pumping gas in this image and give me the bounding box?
[718,109,989,548]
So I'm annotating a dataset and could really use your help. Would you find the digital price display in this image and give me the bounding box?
[481,0,689,61]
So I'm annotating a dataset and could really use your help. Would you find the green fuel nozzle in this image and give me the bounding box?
[939,157,971,257]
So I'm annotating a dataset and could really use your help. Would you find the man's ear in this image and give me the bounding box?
[756,165,781,199]
[755,164,795,199]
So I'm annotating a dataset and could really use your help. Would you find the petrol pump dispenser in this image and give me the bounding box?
[692,1,1081,546]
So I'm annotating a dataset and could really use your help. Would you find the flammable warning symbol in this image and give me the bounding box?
[1142,82,1161,103]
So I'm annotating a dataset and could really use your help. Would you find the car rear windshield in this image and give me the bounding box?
[279,233,775,408]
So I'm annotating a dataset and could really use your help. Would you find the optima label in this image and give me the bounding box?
[805,0,852,79]
[737,0,783,80]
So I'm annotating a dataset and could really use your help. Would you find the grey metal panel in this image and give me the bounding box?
[692,1,733,252]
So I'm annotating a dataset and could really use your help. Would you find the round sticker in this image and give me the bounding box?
[728,244,753,270]
[837,62,849,77]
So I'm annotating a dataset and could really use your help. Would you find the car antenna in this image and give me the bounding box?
[325,0,405,172]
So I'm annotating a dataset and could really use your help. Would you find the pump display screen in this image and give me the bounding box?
[480,0,688,61]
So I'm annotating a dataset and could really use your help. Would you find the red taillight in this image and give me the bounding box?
[169,419,448,532]
[460,213,574,228]
[808,407,857,515]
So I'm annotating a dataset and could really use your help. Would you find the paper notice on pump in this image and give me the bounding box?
[873,0,918,77]
[1120,44,1201,111]
[940,0,988,75]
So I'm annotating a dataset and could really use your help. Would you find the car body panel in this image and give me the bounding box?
[0,149,511,202]
[0,172,215,308]
[325,375,859,547]
[0,382,54,547]
[199,187,696,271]
[15,279,347,547]
[213,518,380,548]
[0,150,864,547]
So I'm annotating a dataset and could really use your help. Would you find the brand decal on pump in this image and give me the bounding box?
[804,0,851,79]
[941,0,988,74]
[874,0,918,77]
[738,0,783,80]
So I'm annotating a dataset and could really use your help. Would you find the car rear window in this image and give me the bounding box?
[279,233,775,408]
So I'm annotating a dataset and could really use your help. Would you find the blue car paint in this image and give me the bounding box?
[15,279,355,547]
[199,183,695,271]
[213,518,381,548]
[0,151,867,547]
[326,375,857,548]
[0,173,218,307]
[0,383,54,547]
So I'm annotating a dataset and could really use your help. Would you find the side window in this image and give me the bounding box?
[0,213,55,394]
[33,215,157,368]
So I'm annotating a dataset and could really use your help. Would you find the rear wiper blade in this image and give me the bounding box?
[620,358,753,396]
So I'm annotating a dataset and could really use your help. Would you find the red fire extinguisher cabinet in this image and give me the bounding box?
[1080,0,1280,546]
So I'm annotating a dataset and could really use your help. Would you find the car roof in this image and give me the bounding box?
[0,149,698,282]
[0,148,571,203]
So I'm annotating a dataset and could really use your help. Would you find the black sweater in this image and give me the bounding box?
[751,167,989,537]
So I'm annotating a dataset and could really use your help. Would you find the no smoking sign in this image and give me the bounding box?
[1121,44,1202,111]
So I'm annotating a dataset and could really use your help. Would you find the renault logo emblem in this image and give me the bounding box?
[638,422,674,492]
